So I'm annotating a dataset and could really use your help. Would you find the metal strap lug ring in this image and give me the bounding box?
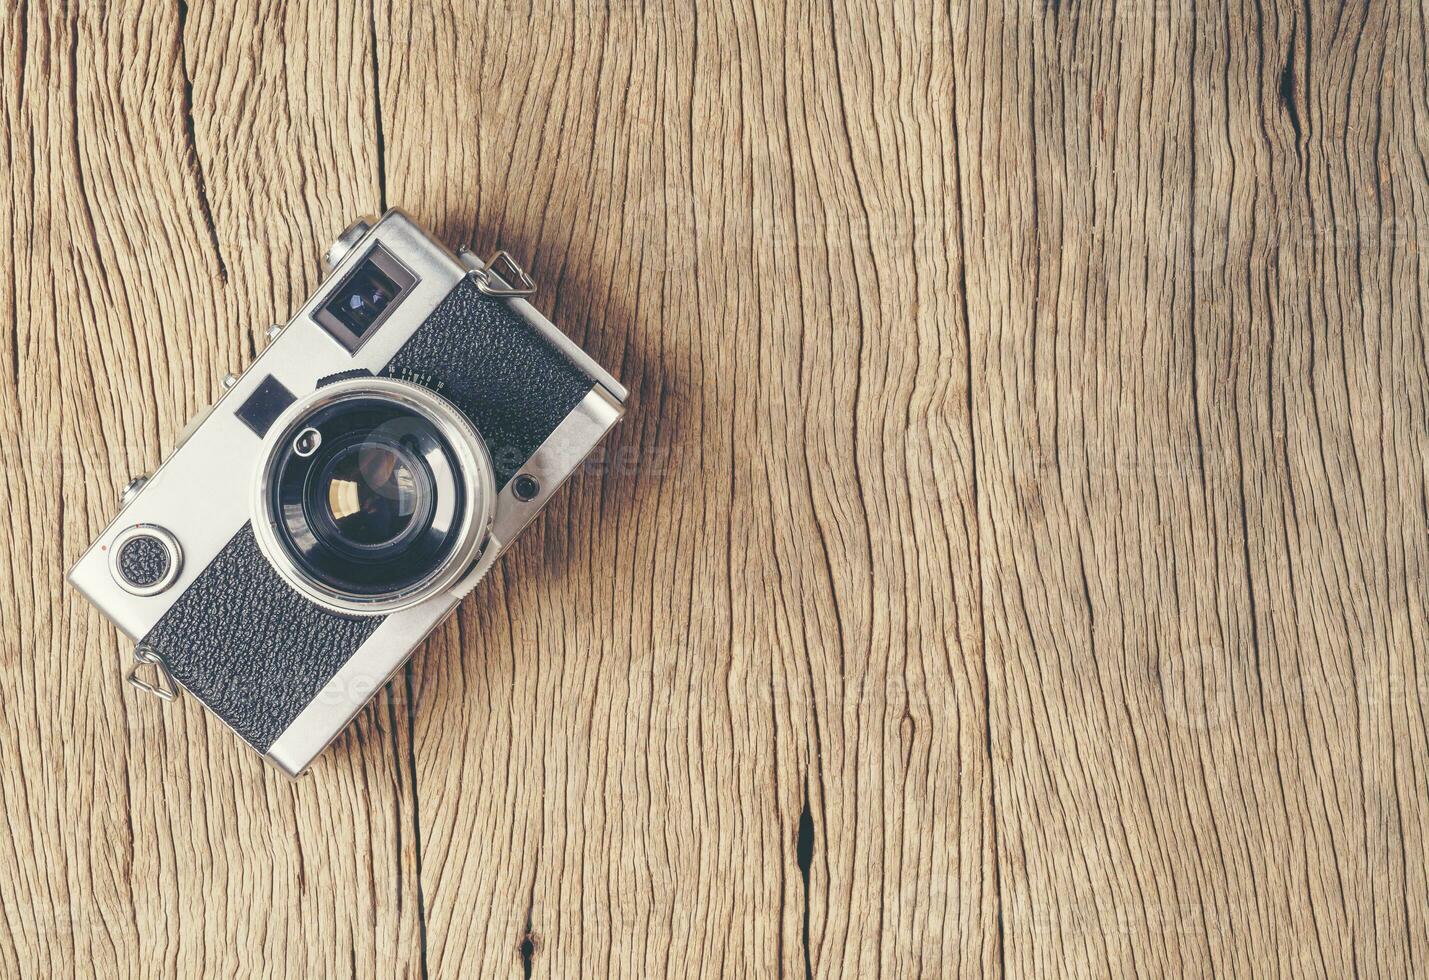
[470,250,537,297]
[126,645,178,703]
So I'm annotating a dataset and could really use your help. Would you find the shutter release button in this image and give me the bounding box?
[109,525,183,596]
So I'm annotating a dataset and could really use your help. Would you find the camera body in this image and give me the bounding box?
[67,210,627,776]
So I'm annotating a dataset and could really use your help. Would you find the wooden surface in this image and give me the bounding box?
[1,0,1424,975]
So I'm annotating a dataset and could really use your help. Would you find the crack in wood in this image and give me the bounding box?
[518,918,537,979]
[403,665,431,980]
[366,0,387,211]
[175,0,226,284]
[796,789,815,980]
[1279,25,1305,149]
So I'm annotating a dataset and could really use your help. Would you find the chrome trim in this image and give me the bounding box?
[491,385,623,545]
[251,377,497,617]
[108,524,183,597]
[263,386,624,776]
[324,219,373,270]
[120,475,149,506]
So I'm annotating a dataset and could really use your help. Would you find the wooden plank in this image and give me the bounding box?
[953,0,1428,975]
[372,0,995,975]
[4,0,1424,975]
[0,2,422,974]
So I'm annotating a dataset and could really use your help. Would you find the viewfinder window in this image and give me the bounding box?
[314,244,418,352]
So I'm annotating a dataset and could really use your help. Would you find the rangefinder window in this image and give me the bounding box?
[314,244,418,352]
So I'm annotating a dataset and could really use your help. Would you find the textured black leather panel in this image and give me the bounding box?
[142,524,383,751]
[382,277,594,488]
[118,536,170,587]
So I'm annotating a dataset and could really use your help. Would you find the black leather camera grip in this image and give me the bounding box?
[381,276,595,488]
[142,524,383,752]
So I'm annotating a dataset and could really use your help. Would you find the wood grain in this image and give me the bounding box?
[0,0,1422,977]
[954,0,1428,975]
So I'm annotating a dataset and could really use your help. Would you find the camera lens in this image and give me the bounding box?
[255,378,496,615]
[313,440,429,552]
[260,384,495,610]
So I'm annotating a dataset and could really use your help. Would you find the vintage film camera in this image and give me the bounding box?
[68,210,627,775]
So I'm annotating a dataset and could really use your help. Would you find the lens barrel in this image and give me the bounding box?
[253,378,495,615]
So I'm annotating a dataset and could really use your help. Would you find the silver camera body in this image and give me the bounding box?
[68,210,627,775]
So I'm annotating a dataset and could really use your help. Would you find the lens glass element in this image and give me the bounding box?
[321,442,422,548]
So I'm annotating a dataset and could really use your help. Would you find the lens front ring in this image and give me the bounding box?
[252,377,495,616]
